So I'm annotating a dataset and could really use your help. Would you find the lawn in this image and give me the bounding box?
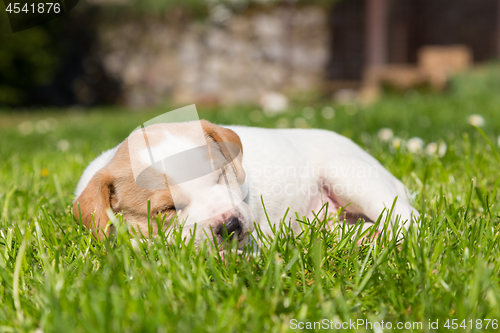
[1,66,500,332]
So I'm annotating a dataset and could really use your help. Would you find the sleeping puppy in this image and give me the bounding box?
[74,120,419,248]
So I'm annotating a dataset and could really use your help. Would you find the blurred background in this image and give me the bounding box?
[0,0,499,109]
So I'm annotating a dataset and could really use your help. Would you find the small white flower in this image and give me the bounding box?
[497,135,500,148]
[426,142,438,156]
[392,137,402,149]
[301,107,315,120]
[18,121,34,135]
[47,117,58,128]
[377,128,393,142]
[57,139,71,152]
[293,117,308,128]
[407,137,424,153]
[438,141,447,157]
[35,119,52,134]
[260,92,288,116]
[321,106,335,119]
[276,118,290,128]
[468,114,484,127]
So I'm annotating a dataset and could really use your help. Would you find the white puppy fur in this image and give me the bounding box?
[74,122,419,246]
[225,126,419,235]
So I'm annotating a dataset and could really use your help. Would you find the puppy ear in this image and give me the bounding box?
[200,120,245,184]
[73,168,115,236]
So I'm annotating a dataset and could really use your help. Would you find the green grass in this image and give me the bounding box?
[1,67,500,332]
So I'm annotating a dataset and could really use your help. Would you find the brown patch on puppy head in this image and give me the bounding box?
[73,168,115,237]
[74,141,177,238]
[200,120,245,184]
[107,141,177,236]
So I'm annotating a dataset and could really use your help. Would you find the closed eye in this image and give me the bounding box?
[155,206,176,215]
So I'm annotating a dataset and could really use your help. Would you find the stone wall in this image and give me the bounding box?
[96,6,329,107]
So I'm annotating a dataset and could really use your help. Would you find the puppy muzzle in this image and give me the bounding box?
[216,217,245,242]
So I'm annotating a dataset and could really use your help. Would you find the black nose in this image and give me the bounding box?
[217,217,242,240]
